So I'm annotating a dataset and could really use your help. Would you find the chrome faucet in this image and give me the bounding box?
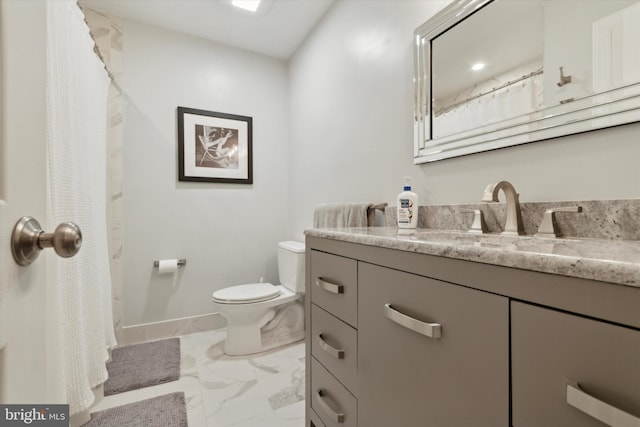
[481,181,524,235]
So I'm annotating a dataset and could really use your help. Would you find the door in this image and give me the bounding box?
[0,0,65,403]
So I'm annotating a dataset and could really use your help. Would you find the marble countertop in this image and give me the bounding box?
[305,227,640,288]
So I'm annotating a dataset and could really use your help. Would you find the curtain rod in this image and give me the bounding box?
[436,67,544,115]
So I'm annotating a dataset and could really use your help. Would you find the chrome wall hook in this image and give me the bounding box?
[11,216,82,266]
[557,66,572,87]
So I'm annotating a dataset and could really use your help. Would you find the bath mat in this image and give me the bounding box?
[104,338,180,396]
[83,392,188,427]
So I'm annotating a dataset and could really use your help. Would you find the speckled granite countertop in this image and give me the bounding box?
[305,227,640,288]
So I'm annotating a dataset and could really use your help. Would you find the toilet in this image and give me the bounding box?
[212,241,306,356]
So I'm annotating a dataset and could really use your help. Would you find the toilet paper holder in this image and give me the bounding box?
[153,259,187,267]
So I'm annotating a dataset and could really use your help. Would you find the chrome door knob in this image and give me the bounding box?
[11,216,83,266]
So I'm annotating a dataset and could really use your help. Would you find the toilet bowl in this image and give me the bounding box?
[212,241,306,356]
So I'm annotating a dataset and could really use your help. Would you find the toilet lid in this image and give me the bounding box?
[212,283,281,304]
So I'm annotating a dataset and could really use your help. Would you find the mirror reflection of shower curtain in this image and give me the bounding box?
[46,0,117,417]
[433,73,544,139]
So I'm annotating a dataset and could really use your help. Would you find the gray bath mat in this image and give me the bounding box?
[83,392,188,427]
[104,338,180,396]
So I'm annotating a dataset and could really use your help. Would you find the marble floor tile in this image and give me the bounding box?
[274,400,306,427]
[226,411,282,427]
[91,330,305,427]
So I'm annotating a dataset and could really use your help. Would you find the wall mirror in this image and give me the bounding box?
[414,0,640,163]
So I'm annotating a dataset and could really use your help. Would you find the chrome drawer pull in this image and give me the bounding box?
[316,389,345,423]
[384,303,442,339]
[566,380,640,427]
[316,277,344,294]
[317,334,345,359]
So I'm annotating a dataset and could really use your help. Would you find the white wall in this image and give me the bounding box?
[543,0,635,105]
[119,0,640,326]
[121,20,289,326]
[288,0,640,241]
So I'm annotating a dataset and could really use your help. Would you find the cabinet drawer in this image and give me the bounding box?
[512,301,640,427]
[357,262,509,427]
[311,358,357,427]
[310,250,357,327]
[311,304,357,393]
[309,408,326,427]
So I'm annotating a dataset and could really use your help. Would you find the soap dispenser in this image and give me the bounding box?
[397,177,418,229]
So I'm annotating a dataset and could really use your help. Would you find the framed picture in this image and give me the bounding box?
[177,106,253,184]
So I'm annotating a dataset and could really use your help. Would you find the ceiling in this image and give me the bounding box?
[79,0,335,60]
[431,0,545,100]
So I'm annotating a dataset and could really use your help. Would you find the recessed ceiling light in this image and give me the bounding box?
[471,63,485,71]
[220,0,272,15]
[232,0,261,12]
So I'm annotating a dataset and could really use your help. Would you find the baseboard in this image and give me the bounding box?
[115,313,226,346]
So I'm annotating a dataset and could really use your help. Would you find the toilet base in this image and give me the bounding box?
[223,300,305,356]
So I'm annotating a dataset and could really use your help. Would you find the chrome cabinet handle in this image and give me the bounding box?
[11,216,82,266]
[384,303,442,339]
[315,277,344,294]
[566,380,640,427]
[317,334,345,359]
[316,389,345,423]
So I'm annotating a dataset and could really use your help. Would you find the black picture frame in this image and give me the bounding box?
[177,106,253,184]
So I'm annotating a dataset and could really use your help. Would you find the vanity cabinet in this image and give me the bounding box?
[305,235,640,427]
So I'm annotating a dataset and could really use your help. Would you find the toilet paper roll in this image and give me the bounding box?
[158,259,178,274]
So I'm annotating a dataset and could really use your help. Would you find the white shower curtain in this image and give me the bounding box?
[46,0,117,416]
[433,73,544,139]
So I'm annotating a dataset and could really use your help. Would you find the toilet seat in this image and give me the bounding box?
[212,283,281,304]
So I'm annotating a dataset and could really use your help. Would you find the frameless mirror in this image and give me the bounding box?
[414,0,640,163]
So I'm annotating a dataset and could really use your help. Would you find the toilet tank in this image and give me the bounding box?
[278,241,306,293]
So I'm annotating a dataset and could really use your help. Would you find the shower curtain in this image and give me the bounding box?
[433,73,544,139]
[46,0,117,416]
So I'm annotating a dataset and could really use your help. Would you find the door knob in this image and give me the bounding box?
[11,216,82,266]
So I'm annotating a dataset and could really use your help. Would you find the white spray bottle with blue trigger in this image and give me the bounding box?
[397,177,418,229]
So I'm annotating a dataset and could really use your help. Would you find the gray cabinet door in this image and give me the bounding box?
[512,301,640,427]
[357,262,509,427]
